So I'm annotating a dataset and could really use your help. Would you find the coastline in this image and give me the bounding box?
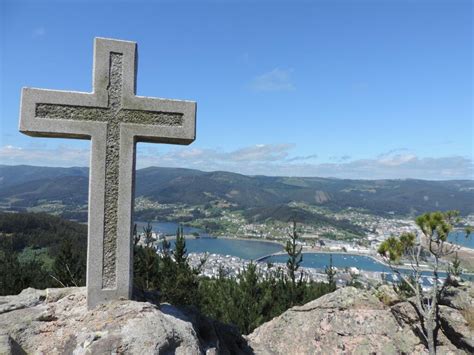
[193,233,474,274]
[140,221,473,276]
[217,235,286,246]
[164,233,286,247]
[256,249,474,277]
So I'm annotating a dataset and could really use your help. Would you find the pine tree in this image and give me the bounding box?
[133,223,160,291]
[160,236,171,256]
[378,211,472,355]
[159,225,199,306]
[52,238,85,287]
[237,262,264,334]
[448,252,462,277]
[143,222,154,247]
[173,224,187,264]
[325,254,337,290]
[0,235,22,295]
[285,220,303,298]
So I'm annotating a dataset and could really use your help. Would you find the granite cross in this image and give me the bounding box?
[19,38,196,308]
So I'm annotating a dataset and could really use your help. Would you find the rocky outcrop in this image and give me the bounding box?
[375,284,400,306]
[440,282,474,312]
[2,284,472,354]
[248,285,474,354]
[438,305,474,353]
[0,287,250,354]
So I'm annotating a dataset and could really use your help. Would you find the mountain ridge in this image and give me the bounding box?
[0,164,473,216]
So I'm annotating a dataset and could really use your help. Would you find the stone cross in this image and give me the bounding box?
[19,38,196,308]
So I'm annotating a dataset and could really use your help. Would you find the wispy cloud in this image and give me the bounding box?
[228,144,293,161]
[138,148,473,180]
[286,154,318,162]
[377,148,410,159]
[315,155,473,180]
[250,68,295,92]
[0,145,89,166]
[1,144,472,180]
[329,155,351,162]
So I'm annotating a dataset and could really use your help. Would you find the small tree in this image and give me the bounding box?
[285,220,303,288]
[160,225,199,306]
[52,238,85,287]
[378,211,472,355]
[133,223,160,291]
[160,236,171,257]
[173,224,187,264]
[325,254,337,290]
[143,222,155,247]
[448,252,462,278]
[237,262,264,334]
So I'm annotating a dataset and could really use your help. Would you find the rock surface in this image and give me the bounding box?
[2,284,473,354]
[248,285,474,354]
[0,287,250,354]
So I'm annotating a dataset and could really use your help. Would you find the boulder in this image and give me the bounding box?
[440,283,474,312]
[247,287,424,354]
[248,286,473,354]
[375,284,401,306]
[0,287,250,354]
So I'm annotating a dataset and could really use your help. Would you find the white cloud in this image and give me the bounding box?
[1,144,472,180]
[136,147,473,180]
[329,155,351,162]
[378,153,417,166]
[250,68,295,92]
[228,144,293,161]
[0,145,89,166]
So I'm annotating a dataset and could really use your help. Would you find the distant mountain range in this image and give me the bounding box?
[0,164,473,217]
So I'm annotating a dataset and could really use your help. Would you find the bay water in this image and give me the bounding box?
[135,221,472,276]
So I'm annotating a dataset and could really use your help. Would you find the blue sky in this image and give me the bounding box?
[0,0,472,179]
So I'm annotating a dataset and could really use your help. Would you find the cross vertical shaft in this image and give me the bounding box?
[102,52,123,288]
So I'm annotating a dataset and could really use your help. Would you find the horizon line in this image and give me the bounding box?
[1,163,473,182]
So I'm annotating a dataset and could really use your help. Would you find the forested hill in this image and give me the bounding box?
[0,212,87,252]
[0,212,87,295]
[0,164,473,216]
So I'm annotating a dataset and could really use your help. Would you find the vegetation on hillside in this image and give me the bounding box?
[3,209,472,344]
[243,204,366,235]
[0,212,335,334]
[1,165,473,218]
[0,212,87,295]
[133,221,336,334]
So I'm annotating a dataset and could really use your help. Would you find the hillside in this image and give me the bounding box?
[0,212,87,252]
[0,165,473,218]
[0,212,87,295]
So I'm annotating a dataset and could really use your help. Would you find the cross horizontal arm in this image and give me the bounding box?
[117,109,183,126]
[36,103,108,121]
[120,96,196,144]
[19,88,108,139]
